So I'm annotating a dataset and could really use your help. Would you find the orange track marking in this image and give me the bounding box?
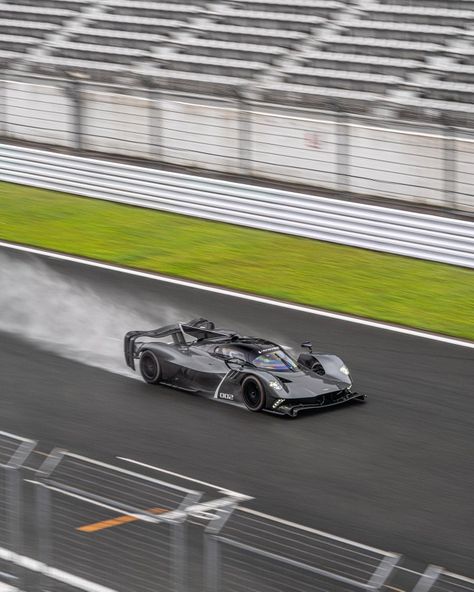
[77,507,167,533]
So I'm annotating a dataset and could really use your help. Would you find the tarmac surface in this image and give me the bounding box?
[0,248,473,583]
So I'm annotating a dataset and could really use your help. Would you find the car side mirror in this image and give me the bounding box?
[225,357,245,371]
[301,341,313,354]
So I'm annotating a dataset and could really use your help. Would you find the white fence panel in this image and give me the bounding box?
[5,81,73,147]
[349,126,445,206]
[81,91,151,159]
[161,99,240,174]
[251,112,339,189]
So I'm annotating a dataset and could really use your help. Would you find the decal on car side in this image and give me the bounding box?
[213,371,231,399]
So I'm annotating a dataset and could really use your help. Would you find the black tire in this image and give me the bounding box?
[242,376,266,412]
[139,350,161,384]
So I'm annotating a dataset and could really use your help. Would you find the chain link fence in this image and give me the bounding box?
[33,449,203,592]
[0,433,472,592]
[204,507,400,592]
[1,73,473,212]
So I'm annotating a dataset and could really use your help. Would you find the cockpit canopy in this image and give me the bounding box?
[251,349,298,372]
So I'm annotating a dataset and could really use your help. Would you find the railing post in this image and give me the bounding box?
[0,73,7,138]
[203,505,237,592]
[171,519,187,592]
[36,484,53,592]
[204,533,220,592]
[412,565,443,592]
[5,467,22,588]
[238,95,252,176]
[336,103,351,194]
[67,76,84,153]
[148,83,163,162]
[442,119,457,210]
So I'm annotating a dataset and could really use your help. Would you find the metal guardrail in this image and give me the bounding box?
[0,433,472,591]
[205,506,400,592]
[413,566,474,592]
[33,450,204,592]
[0,431,36,589]
[1,144,473,268]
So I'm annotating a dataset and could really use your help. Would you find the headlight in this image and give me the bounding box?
[269,380,282,391]
[272,398,285,409]
[340,365,350,376]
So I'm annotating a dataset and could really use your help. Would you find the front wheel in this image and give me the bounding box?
[242,376,266,412]
[139,351,161,384]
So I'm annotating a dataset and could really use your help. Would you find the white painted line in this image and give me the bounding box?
[1,240,473,349]
[0,547,118,592]
[0,431,35,445]
[213,371,231,399]
[0,583,17,592]
[117,457,248,497]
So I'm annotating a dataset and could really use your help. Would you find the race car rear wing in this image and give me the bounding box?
[124,318,237,370]
[124,324,178,370]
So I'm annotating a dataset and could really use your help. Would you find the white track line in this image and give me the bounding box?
[1,240,473,349]
[0,547,117,592]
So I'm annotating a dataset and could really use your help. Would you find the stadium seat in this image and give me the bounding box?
[2,0,474,120]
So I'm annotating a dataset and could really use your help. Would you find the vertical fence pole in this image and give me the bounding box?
[171,520,187,592]
[0,74,7,138]
[238,96,252,176]
[36,484,53,592]
[442,120,457,210]
[336,104,351,194]
[412,565,443,592]
[204,533,220,592]
[148,85,163,162]
[5,467,22,588]
[68,77,83,153]
[203,506,237,592]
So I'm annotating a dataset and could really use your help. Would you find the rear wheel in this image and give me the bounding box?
[139,351,161,384]
[242,376,266,412]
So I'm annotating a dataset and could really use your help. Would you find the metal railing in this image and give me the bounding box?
[1,143,473,268]
[0,431,36,589]
[0,432,473,592]
[413,566,474,592]
[205,506,400,592]
[33,449,204,592]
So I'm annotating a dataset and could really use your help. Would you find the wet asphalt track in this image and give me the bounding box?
[1,249,473,578]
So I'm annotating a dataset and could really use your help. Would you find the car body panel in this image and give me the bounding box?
[125,318,366,416]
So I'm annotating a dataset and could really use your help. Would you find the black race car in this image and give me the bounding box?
[124,318,366,417]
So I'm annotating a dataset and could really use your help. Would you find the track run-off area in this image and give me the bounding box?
[0,243,473,578]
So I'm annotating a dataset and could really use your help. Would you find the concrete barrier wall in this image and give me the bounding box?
[2,78,472,211]
[349,125,445,206]
[160,98,240,174]
[5,81,73,147]
[81,91,151,159]
[251,112,339,190]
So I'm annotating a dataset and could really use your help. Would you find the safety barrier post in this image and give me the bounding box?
[442,119,457,210]
[0,433,36,590]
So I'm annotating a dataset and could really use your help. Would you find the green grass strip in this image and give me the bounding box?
[1,181,473,340]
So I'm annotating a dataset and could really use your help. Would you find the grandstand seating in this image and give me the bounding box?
[0,0,473,121]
